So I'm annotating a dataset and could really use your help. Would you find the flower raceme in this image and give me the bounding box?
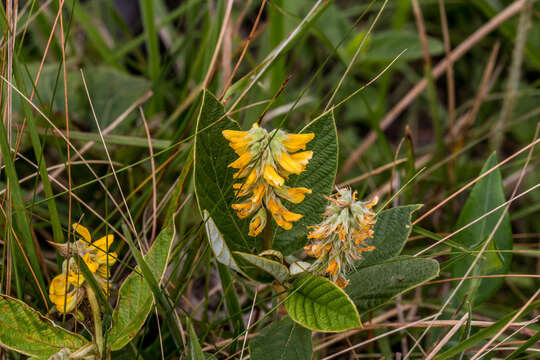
[222,124,314,237]
[49,223,117,313]
[304,188,378,288]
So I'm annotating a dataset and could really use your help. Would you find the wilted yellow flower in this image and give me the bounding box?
[48,223,116,313]
[304,187,378,288]
[223,124,314,236]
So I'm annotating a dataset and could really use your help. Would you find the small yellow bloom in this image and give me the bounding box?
[282,133,315,152]
[278,187,312,204]
[222,124,314,236]
[326,259,339,276]
[249,209,267,237]
[277,152,304,175]
[228,152,251,169]
[263,165,284,187]
[304,243,331,258]
[335,276,350,288]
[49,223,117,313]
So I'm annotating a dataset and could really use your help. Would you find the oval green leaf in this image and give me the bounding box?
[234,252,290,284]
[273,110,338,255]
[108,225,174,350]
[450,153,513,306]
[285,275,360,332]
[204,210,243,273]
[346,257,439,314]
[358,204,422,267]
[194,90,258,253]
[249,317,312,360]
[0,295,88,358]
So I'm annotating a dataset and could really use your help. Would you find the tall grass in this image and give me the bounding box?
[0,0,539,358]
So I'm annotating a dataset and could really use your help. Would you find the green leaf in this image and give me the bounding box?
[346,258,439,314]
[285,275,360,332]
[359,205,422,267]
[451,153,513,306]
[187,319,205,360]
[234,252,290,284]
[0,295,88,358]
[273,110,338,255]
[249,317,312,360]
[108,225,175,350]
[433,300,540,360]
[194,90,257,253]
[203,211,243,274]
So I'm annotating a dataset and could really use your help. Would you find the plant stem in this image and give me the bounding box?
[86,284,103,358]
[262,209,273,250]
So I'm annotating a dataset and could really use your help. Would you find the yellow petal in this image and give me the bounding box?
[283,133,314,152]
[97,265,111,278]
[50,274,69,297]
[232,201,255,218]
[266,197,282,215]
[233,166,251,179]
[93,234,114,251]
[279,208,303,222]
[326,259,339,276]
[68,270,85,287]
[279,186,312,204]
[263,165,284,187]
[277,152,304,174]
[230,139,251,155]
[335,276,350,288]
[95,251,117,266]
[273,214,292,230]
[365,196,379,209]
[83,253,99,273]
[228,152,251,169]
[251,183,266,207]
[248,209,267,237]
[290,151,312,168]
[73,223,91,243]
[222,129,249,142]
[245,169,258,187]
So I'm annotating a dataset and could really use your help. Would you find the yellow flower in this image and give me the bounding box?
[276,186,312,204]
[49,273,83,314]
[249,208,267,237]
[326,259,339,276]
[304,188,378,288]
[282,133,315,152]
[49,223,117,313]
[222,124,315,236]
[72,224,116,281]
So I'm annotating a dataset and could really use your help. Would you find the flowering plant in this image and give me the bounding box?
[194,90,439,333]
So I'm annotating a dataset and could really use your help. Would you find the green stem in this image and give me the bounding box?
[85,284,103,358]
[262,209,273,250]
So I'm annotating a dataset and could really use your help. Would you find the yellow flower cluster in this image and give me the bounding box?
[304,188,377,288]
[222,124,314,236]
[49,223,117,313]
